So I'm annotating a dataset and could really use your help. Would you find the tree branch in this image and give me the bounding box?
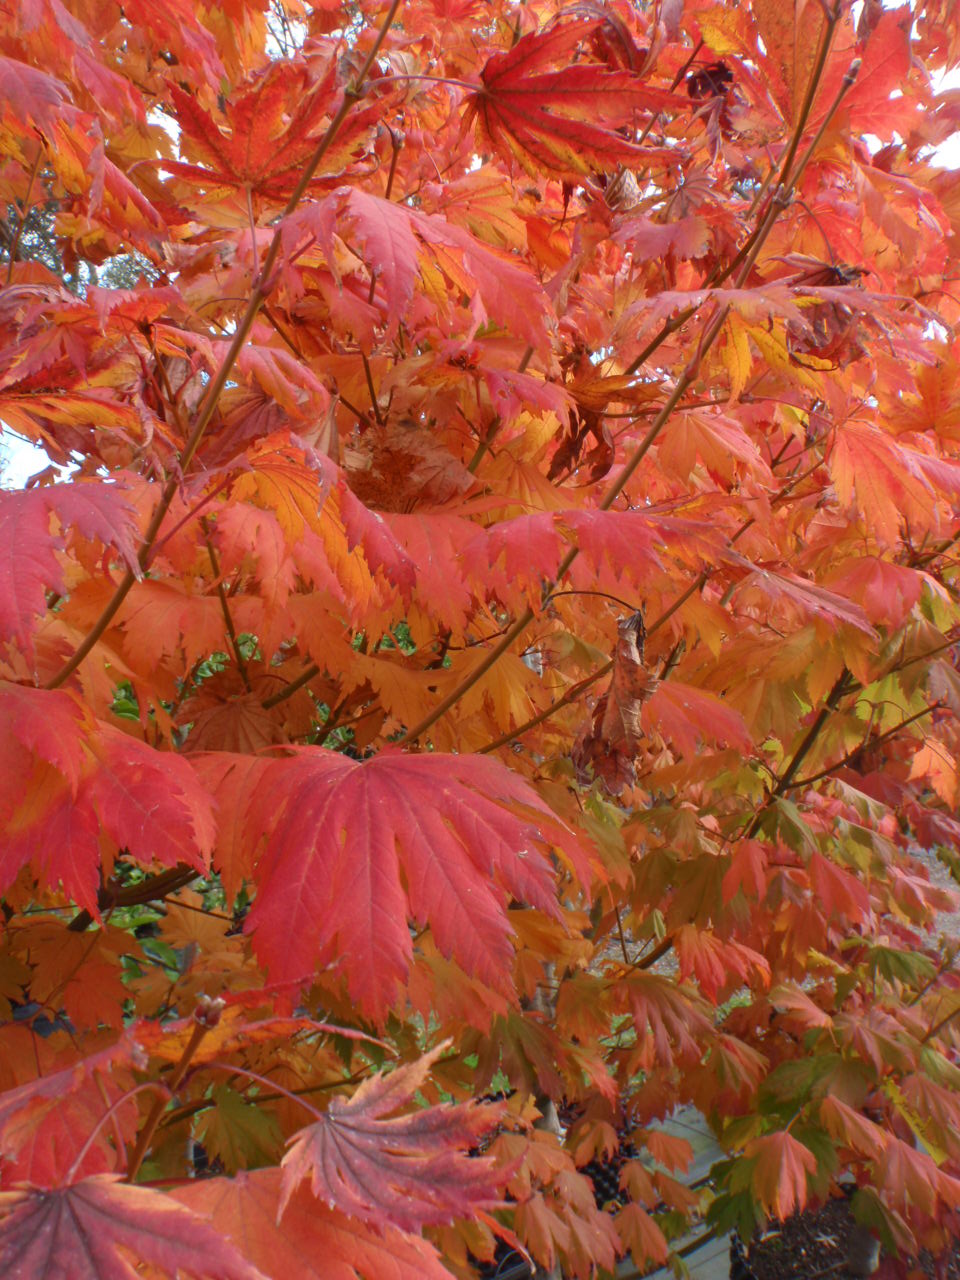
[398,35,855,748]
[67,865,201,933]
[261,661,322,710]
[787,701,941,790]
[5,148,43,286]
[43,0,404,692]
[476,440,828,755]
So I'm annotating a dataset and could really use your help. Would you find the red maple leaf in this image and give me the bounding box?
[0,1038,139,1187]
[196,747,592,1017]
[0,684,214,914]
[0,481,140,650]
[465,21,678,177]
[280,1044,505,1229]
[0,55,77,132]
[173,1167,457,1280]
[744,1132,817,1219]
[0,1176,265,1279]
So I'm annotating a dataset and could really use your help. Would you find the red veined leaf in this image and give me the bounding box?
[831,421,960,548]
[320,188,419,329]
[615,1202,669,1268]
[0,684,214,914]
[339,484,416,592]
[809,852,872,922]
[819,1095,888,1159]
[558,509,665,582]
[462,513,562,605]
[873,1136,960,1218]
[731,567,875,635]
[0,481,140,650]
[412,212,553,350]
[167,59,343,196]
[172,1167,456,1280]
[658,408,772,484]
[822,556,925,628]
[769,983,834,1031]
[744,1131,817,1219]
[821,6,914,135]
[195,748,593,1018]
[623,971,714,1066]
[115,0,223,84]
[0,55,77,132]
[0,1176,265,1279]
[673,927,770,1002]
[908,740,960,808]
[280,1043,505,1228]
[642,681,753,757]
[380,514,477,630]
[0,1037,140,1186]
[284,189,553,350]
[613,213,710,261]
[722,839,769,903]
[212,338,330,422]
[465,21,678,177]
[638,1129,694,1174]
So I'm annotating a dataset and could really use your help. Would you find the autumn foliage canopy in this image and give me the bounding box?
[2,0,960,1274]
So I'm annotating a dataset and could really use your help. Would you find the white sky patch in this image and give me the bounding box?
[0,435,56,488]
[0,433,75,488]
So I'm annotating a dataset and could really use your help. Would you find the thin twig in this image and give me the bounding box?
[67,1082,168,1184]
[262,662,321,710]
[190,1061,326,1122]
[787,702,941,790]
[361,351,385,425]
[201,518,251,691]
[68,865,201,933]
[5,148,42,285]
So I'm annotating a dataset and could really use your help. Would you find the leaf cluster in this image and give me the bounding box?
[2,0,960,1275]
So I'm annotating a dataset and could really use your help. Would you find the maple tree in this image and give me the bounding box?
[1,0,960,1275]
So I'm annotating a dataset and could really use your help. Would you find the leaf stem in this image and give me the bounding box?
[921,1003,960,1046]
[127,1009,216,1182]
[66,1082,169,1185]
[126,998,226,1177]
[362,351,385,425]
[158,1061,381,1130]
[193,1061,326,1122]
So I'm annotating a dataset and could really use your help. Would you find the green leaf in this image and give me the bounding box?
[195,1086,283,1173]
[863,945,936,988]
